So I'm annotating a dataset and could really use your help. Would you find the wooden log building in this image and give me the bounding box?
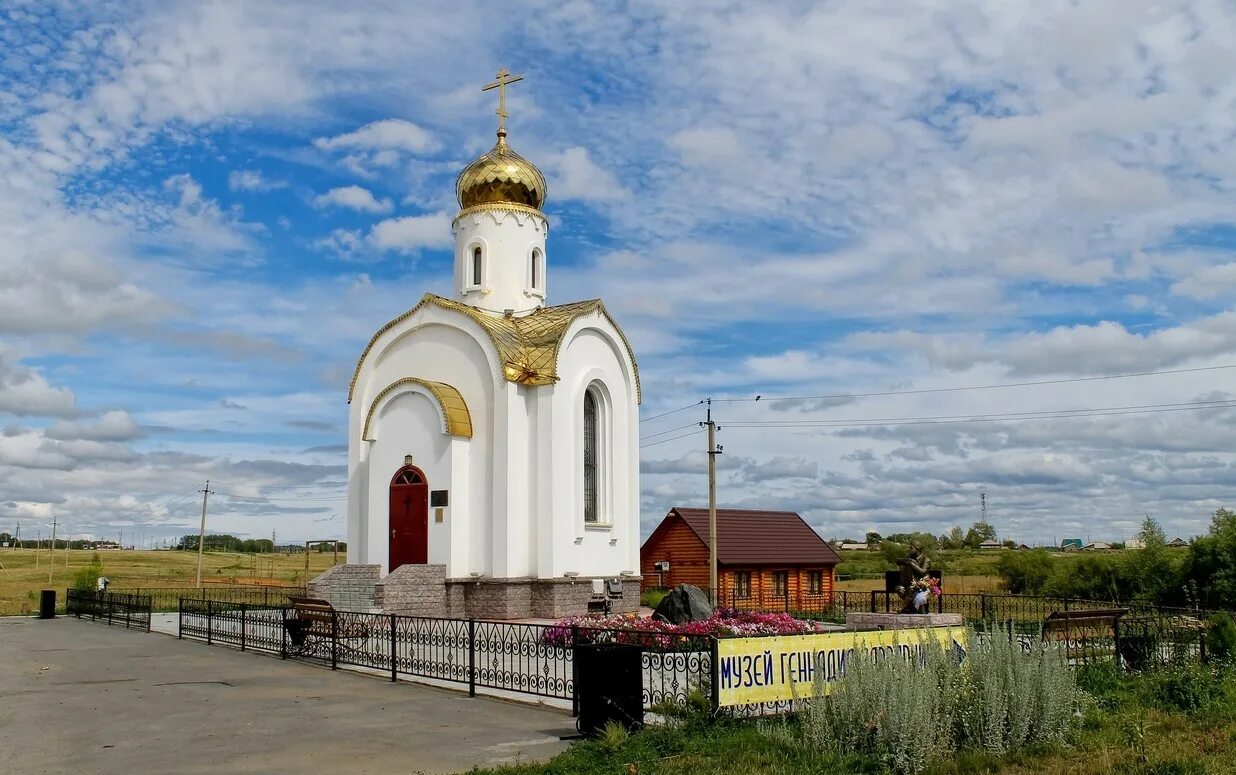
[640,507,841,611]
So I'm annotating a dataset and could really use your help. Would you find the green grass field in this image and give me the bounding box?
[0,548,338,615]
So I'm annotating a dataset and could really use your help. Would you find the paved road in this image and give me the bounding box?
[0,616,572,775]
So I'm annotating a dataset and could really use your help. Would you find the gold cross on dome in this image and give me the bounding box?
[482,68,524,136]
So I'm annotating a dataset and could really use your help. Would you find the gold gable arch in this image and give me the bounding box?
[349,294,641,405]
[362,378,473,441]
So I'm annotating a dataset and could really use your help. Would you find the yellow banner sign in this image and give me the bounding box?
[715,626,969,708]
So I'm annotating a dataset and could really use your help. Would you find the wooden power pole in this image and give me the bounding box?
[194,481,214,588]
[701,399,722,604]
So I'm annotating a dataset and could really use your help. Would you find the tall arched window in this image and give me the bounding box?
[471,246,483,287]
[531,248,542,291]
[583,388,599,523]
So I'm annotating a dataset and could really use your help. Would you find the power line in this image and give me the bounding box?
[712,363,1236,404]
[639,401,701,424]
[642,420,702,440]
[720,397,1236,429]
[639,429,705,449]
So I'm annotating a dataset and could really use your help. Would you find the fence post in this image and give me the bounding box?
[468,619,476,697]
[330,611,338,670]
[710,637,720,715]
[206,600,213,645]
[177,598,183,639]
[1113,615,1122,671]
[240,604,247,652]
[571,625,580,717]
[981,594,988,623]
[390,614,398,683]
[106,594,114,626]
[869,590,877,614]
[280,607,288,660]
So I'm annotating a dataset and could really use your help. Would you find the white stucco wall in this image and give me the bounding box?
[453,208,547,316]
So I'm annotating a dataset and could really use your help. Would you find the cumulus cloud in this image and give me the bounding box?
[313,185,394,214]
[0,353,76,417]
[46,411,143,442]
[368,212,452,252]
[228,170,285,191]
[314,119,438,154]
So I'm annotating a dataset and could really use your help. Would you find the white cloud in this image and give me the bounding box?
[228,170,285,192]
[368,212,452,252]
[0,352,76,417]
[544,147,629,202]
[315,119,438,154]
[313,185,393,214]
[46,411,142,442]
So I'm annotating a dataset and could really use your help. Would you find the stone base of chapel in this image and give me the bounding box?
[308,564,640,620]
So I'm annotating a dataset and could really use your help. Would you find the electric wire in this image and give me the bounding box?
[639,429,705,448]
[711,363,1236,404]
[639,422,701,440]
[720,398,1236,429]
[639,401,701,423]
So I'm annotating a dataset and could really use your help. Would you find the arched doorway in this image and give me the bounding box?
[389,465,429,571]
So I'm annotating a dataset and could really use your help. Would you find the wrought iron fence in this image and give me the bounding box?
[113,585,305,613]
[65,589,152,631]
[176,599,711,712]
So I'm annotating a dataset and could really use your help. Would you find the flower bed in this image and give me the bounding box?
[541,608,829,649]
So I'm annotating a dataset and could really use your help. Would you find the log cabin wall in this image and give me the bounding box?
[639,515,710,590]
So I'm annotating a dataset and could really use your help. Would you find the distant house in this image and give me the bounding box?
[640,507,841,611]
[1016,543,1032,551]
[837,541,870,551]
[1083,541,1112,551]
[1125,538,1145,550]
[978,539,1002,550]
[1167,537,1190,548]
[1060,538,1084,552]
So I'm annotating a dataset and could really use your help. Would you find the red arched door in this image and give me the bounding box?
[389,466,428,571]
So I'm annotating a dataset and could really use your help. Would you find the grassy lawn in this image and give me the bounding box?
[0,548,338,615]
[475,667,1236,775]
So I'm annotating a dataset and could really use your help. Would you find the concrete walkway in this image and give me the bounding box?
[0,616,573,775]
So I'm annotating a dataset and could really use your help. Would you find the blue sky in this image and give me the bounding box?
[2,0,1235,547]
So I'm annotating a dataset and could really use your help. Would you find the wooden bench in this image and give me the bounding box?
[283,596,370,652]
[1042,608,1127,663]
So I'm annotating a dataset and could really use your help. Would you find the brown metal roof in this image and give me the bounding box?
[667,507,841,567]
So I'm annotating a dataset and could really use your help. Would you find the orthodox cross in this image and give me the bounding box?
[482,68,524,136]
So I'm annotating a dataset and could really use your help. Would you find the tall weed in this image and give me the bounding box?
[785,632,1079,774]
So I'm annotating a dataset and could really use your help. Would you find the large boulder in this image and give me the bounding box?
[652,584,713,624]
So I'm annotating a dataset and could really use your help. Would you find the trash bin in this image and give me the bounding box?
[574,643,643,737]
[39,589,56,619]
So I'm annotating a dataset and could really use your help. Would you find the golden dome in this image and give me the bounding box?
[456,134,547,211]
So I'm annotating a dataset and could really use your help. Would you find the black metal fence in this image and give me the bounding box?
[114,585,305,613]
[176,599,712,712]
[728,587,1227,668]
[65,589,151,631]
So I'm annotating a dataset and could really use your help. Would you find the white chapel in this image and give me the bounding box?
[336,72,641,619]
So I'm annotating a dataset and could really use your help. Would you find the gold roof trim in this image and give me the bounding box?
[452,202,547,226]
[363,378,473,441]
[349,294,642,404]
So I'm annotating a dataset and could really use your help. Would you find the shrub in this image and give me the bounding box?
[71,554,104,592]
[640,588,668,609]
[1204,612,1236,663]
[1145,661,1224,714]
[787,633,1079,774]
[996,549,1052,595]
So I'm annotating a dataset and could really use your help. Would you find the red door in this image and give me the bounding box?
[389,466,428,571]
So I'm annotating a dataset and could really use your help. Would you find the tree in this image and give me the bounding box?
[1181,508,1236,609]
[997,549,1052,594]
[939,526,966,550]
[1123,515,1180,604]
[865,531,882,548]
[964,521,997,549]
